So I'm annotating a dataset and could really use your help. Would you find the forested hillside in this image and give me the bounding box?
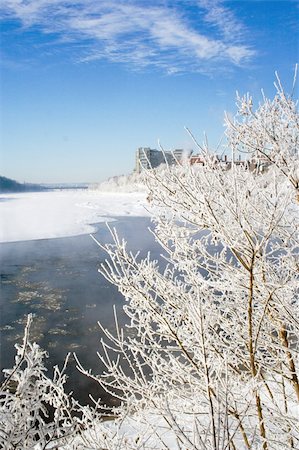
[0,176,45,193]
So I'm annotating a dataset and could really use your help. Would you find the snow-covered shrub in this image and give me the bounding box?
[90,172,147,193]
[81,73,299,449]
[0,315,82,449]
[225,71,299,192]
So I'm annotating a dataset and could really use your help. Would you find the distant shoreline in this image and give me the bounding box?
[0,175,91,194]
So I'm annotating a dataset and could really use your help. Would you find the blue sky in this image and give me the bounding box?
[1,0,298,183]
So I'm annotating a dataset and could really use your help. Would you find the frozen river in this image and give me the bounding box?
[0,189,148,243]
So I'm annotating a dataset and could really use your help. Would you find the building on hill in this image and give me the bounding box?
[248,153,272,172]
[135,147,191,173]
[135,147,252,173]
[135,148,165,173]
[189,155,205,165]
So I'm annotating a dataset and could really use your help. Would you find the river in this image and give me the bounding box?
[0,217,159,407]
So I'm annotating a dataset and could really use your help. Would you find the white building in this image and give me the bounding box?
[135,147,189,173]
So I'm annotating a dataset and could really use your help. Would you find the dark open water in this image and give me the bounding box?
[0,217,159,407]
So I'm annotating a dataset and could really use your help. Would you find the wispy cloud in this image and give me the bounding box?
[197,0,245,42]
[0,0,256,73]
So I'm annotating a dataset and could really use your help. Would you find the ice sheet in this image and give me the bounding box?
[0,190,149,243]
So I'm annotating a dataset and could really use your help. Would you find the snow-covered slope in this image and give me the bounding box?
[90,171,147,193]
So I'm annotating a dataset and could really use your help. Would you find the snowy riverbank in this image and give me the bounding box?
[0,189,149,243]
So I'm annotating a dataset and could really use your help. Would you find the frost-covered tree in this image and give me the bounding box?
[78,73,299,449]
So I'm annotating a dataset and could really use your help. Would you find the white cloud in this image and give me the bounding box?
[0,0,256,73]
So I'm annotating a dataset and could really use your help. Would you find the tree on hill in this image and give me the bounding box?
[1,72,298,449]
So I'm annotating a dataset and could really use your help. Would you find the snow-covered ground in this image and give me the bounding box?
[0,190,149,243]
